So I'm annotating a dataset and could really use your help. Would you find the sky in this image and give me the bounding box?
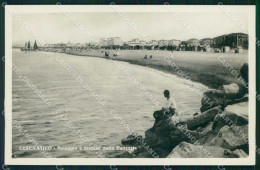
[12,12,248,47]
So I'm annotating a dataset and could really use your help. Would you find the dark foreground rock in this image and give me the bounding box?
[209,125,248,153]
[212,110,248,133]
[186,106,222,130]
[167,142,225,158]
[120,106,224,158]
[240,63,248,87]
[121,134,143,146]
[167,141,248,158]
[200,84,246,112]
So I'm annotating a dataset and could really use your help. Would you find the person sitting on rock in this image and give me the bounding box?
[153,90,181,127]
[162,90,177,117]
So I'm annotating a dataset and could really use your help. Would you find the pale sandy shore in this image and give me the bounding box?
[65,49,248,89]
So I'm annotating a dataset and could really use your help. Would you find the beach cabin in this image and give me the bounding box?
[221,46,230,53]
[235,46,243,53]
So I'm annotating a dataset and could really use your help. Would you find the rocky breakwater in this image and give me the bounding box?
[119,63,249,158]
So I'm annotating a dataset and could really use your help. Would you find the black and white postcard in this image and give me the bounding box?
[4,4,256,165]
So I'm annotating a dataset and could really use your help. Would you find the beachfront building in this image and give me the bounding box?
[66,42,74,48]
[213,33,248,49]
[150,40,159,46]
[200,38,213,46]
[158,40,168,50]
[168,39,181,46]
[179,41,187,51]
[225,33,248,49]
[198,38,213,52]
[186,38,200,51]
[107,37,122,46]
[158,40,169,46]
[124,39,146,50]
[168,39,181,51]
[100,38,107,47]
[106,37,122,49]
[41,43,68,52]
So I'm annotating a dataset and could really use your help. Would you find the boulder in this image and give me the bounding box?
[223,83,240,94]
[226,96,248,106]
[107,150,134,158]
[167,142,226,158]
[121,134,143,146]
[240,63,248,86]
[144,128,159,147]
[223,149,248,158]
[200,85,246,112]
[231,149,248,158]
[151,110,179,137]
[186,106,222,130]
[200,89,226,112]
[221,83,246,99]
[195,122,218,145]
[169,127,190,144]
[225,101,248,120]
[209,125,248,152]
[212,111,248,133]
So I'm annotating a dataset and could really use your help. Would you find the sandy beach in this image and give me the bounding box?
[67,49,248,89]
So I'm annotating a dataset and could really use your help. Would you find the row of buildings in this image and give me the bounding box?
[40,33,248,53]
[99,33,248,52]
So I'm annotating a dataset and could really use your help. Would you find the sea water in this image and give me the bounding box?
[11,49,208,158]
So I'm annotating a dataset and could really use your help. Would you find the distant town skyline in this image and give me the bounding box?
[12,12,248,47]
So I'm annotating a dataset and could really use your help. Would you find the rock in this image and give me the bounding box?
[225,101,248,120]
[144,128,159,147]
[135,151,153,158]
[200,89,226,112]
[121,134,143,146]
[223,149,248,158]
[195,122,217,145]
[226,96,248,106]
[196,130,217,145]
[231,149,248,158]
[151,110,176,137]
[212,110,248,133]
[107,150,134,158]
[221,83,246,101]
[223,83,240,94]
[167,142,226,158]
[221,83,245,99]
[200,85,246,112]
[186,106,222,130]
[140,106,223,158]
[240,63,248,86]
[209,125,248,152]
[169,127,190,144]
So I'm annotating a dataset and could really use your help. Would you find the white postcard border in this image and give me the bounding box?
[5,5,256,165]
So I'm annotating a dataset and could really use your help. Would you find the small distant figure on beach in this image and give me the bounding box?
[144,55,147,59]
[113,53,117,60]
[150,55,152,59]
[105,51,110,58]
[115,49,120,56]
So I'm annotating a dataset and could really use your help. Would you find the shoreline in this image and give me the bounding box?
[64,49,248,89]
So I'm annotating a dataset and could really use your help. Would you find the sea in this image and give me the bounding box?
[11,49,208,158]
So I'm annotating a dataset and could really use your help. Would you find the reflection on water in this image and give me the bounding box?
[12,49,208,158]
